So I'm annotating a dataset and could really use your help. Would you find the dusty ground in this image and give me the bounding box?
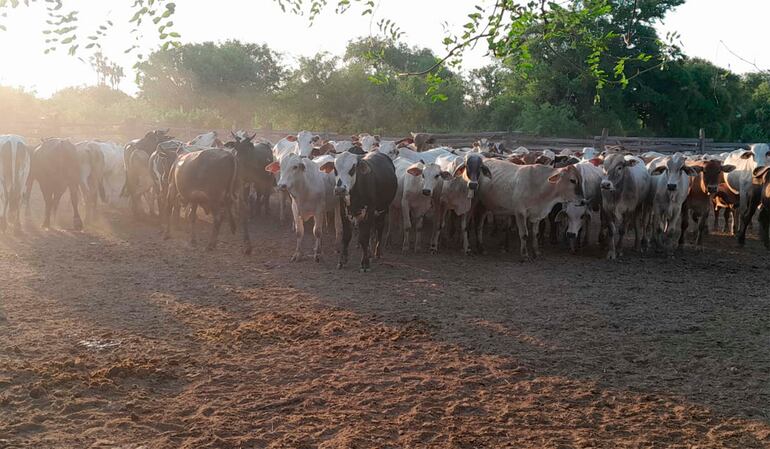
[2,193,770,449]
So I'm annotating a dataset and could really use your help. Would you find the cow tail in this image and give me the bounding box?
[98,179,107,204]
[228,154,239,234]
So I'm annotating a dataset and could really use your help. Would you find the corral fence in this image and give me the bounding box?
[0,120,751,155]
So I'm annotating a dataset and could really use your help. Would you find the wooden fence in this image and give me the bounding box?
[0,120,752,155]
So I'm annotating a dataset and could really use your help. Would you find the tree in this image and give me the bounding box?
[90,52,125,89]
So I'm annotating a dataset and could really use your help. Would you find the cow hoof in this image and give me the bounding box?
[337,262,345,270]
[73,222,83,232]
[163,233,171,241]
[290,253,302,262]
[401,246,409,253]
[606,252,617,260]
[314,254,321,263]
[463,249,471,256]
[206,245,216,252]
[359,267,371,273]
[243,247,253,256]
[429,246,438,255]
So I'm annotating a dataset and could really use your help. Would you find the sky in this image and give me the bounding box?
[0,0,768,97]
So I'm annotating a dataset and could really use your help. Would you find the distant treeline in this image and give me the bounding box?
[3,35,770,142]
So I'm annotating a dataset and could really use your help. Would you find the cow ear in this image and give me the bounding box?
[753,166,770,178]
[481,164,492,178]
[265,161,281,174]
[720,164,735,173]
[589,158,603,167]
[453,164,466,177]
[651,166,667,176]
[741,151,754,159]
[357,162,371,175]
[547,171,562,184]
[624,159,639,167]
[407,165,423,176]
[440,171,452,180]
[312,135,321,143]
[319,161,335,173]
[286,135,297,142]
[683,166,701,176]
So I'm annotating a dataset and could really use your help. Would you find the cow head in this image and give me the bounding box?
[741,143,770,168]
[601,154,641,192]
[319,151,363,202]
[407,160,450,197]
[556,200,589,253]
[650,153,699,192]
[275,154,308,195]
[136,129,173,153]
[691,158,735,195]
[296,131,321,158]
[376,140,398,159]
[547,164,583,200]
[452,153,491,193]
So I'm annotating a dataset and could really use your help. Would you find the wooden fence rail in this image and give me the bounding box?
[0,121,753,155]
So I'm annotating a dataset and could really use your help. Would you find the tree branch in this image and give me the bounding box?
[396,32,493,77]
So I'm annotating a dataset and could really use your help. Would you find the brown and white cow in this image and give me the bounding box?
[681,157,735,248]
[75,141,107,226]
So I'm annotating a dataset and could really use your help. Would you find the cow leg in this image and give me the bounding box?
[359,219,372,272]
[338,206,352,269]
[429,207,444,255]
[68,185,83,231]
[475,209,487,255]
[514,213,531,262]
[401,201,411,253]
[760,205,770,249]
[606,216,618,260]
[680,206,690,248]
[240,193,252,255]
[460,214,471,256]
[530,218,542,259]
[334,202,343,253]
[207,207,224,251]
[41,190,53,229]
[414,215,424,253]
[188,204,199,246]
[669,210,683,257]
[163,184,177,241]
[312,209,324,263]
[374,211,387,259]
[291,202,304,262]
[696,211,708,248]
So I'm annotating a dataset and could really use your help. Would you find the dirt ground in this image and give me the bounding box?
[2,192,770,449]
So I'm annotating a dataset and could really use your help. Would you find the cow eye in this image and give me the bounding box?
[435,174,440,179]
[348,165,356,176]
[333,168,338,176]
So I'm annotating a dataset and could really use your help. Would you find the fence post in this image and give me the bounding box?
[598,128,608,151]
[699,128,706,154]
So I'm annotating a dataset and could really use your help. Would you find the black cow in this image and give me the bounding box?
[24,139,83,230]
[321,151,397,272]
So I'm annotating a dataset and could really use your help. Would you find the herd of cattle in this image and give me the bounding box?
[1,130,769,271]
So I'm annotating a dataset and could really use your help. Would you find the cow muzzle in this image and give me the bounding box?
[667,183,677,192]
[278,184,288,192]
[421,189,432,197]
[334,186,347,196]
[566,232,578,253]
[468,181,479,191]
[707,185,718,194]
[600,181,614,191]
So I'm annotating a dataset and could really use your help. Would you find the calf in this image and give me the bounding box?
[647,154,699,256]
[477,160,582,261]
[0,135,30,233]
[434,153,491,254]
[738,166,770,248]
[25,138,83,230]
[554,161,604,253]
[269,153,337,262]
[681,158,735,248]
[600,154,651,260]
[320,151,398,272]
[394,158,450,252]
[713,184,739,234]
[164,149,237,250]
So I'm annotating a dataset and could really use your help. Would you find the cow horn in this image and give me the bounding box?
[249,132,257,141]
[231,131,239,141]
